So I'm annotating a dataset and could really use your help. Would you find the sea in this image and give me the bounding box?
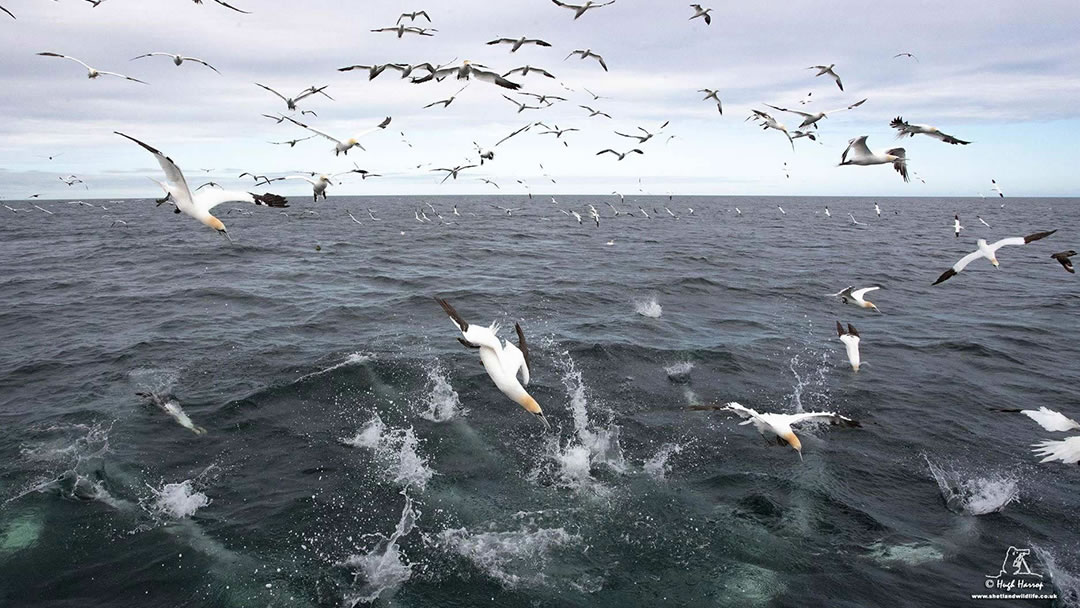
[0,194,1077,607]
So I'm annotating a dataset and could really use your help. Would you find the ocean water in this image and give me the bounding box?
[0,195,1078,607]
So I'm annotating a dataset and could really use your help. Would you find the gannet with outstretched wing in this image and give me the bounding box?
[691,401,858,459]
[747,109,794,150]
[932,230,1057,285]
[38,52,148,84]
[255,83,332,111]
[840,136,908,182]
[808,63,844,90]
[414,60,521,89]
[890,116,970,145]
[284,116,391,156]
[435,298,549,429]
[551,0,615,19]
[131,52,220,74]
[115,132,288,238]
[830,286,881,312]
[689,4,713,24]
[487,36,553,52]
[765,98,866,129]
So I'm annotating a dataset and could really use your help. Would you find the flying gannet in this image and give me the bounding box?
[597,148,644,161]
[37,52,147,84]
[991,179,1004,198]
[808,63,844,91]
[829,286,881,312]
[836,322,861,371]
[255,83,332,111]
[503,65,557,79]
[690,402,858,460]
[131,52,221,74]
[747,109,794,150]
[551,0,615,20]
[689,4,713,24]
[932,230,1057,285]
[698,89,723,113]
[839,136,908,182]
[435,297,550,429]
[414,60,521,89]
[764,98,867,129]
[283,115,391,156]
[487,36,553,52]
[954,214,963,237]
[397,10,431,23]
[579,105,612,119]
[370,24,437,38]
[890,117,970,145]
[566,49,608,71]
[116,133,288,237]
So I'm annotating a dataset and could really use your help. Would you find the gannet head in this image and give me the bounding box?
[863,301,878,312]
[204,215,226,234]
[515,394,550,429]
[991,258,999,267]
[783,431,802,458]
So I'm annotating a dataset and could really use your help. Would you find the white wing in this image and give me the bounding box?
[281,175,318,186]
[723,402,765,424]
[501,341,530,386]
[784,412,845,426]
[115,132,195,212]
[255,82,289,103]
[952,249,986,273]
[842,136,871,162]
[38,52,93,71]
[1022,407,1080,432]
[851,286,880,300]
[988,236,1027,253]
[284,117,342,144]
[1032,437,1080,464]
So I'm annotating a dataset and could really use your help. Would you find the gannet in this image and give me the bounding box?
[875,203,881,217]
[597,148,644,161]
[431,165,478,183]
[131,52,221,74]
[192,0,249,13]
[370,24,437,38]
[808,63,844,91]
[991,179,1004,198]
[503,65,557,79]
[836,322,862,371]
[1051,250,1076,273]
[977,216,991,228]
[566,49,608,71]
[269,135,317,148]
[893,52,918,62]
[689,4,713,24]
[116,132,288,238]
[932,230,1057,285]
[137,392,206,435]
[954,214,963,237]
[255,83,332,111]
[829,286,881,312]
[764,98,867,129]
[747,109,794,150]
[890,117,970,145]
[579,105,612,119]
[698,88,723,113]
[278,173,340,202]
[550,0,615,20]
[691,401,858,459]
[501,94,543,113]
[777,205,786,215]
[614,121,669,144]
[37,52,147,84]
[283,115,390,156]
[840,136,908,182]
[487,36,553,52]
[435,298,549,428]
[397,10,431,23]
[824,206,831,217]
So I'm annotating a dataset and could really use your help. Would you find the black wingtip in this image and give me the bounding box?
[1024,229,1057,244]
[932,269,956,285]
[847,323,859,338]
[835,321,844,337]
[435,297,469,331]
[252,192,289,208]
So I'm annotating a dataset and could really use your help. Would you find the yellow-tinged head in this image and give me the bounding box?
[783,431,802,457]
[205,216,226,233]
[518,394,542,415]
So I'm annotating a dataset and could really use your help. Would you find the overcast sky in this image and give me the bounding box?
[1,0,1078,200]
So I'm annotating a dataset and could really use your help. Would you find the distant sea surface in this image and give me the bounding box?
[1,195,1078,607]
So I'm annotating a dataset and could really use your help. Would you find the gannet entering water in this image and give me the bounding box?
[932,230,1057,285]
[690,401,858,459]
[836,322,861,371]
[137,392,206,435]
[435,298,549,429]
[954,215,963,237]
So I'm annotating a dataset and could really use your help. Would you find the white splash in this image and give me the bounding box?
[535,351,625,494]
[786,351,831,413]
[437,524,579,589]
[150,480,210,519]
[420,361,466,422]
[633,297,662,318]
[298,352,374,382]
[664,361,694,382]
[644,443,683,481]
[7,422,117,507]
[343,415,434,492]
[924,456,1019,515]
[1033,545,1080,606]
[343,492,419,606]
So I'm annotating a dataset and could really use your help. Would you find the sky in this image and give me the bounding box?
[1,0,1079,200]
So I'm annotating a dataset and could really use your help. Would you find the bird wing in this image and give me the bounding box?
[487,38,517,45]
[193,190,288,214]
[255,82,289,102]
[1022,407,1080,433]
[38,52,93,71]
[501,328,531,385]
[596,55,608,71]
[1032,437,1080,464]
[131,52,171,60]
[211,0,250,13]
[785,412,858,427]
[722,402,766,425]
[842,136,871,163]
[851,286,880,300]
[990,230,1054,252]
[96,70,149,84]
[350,116,392,140]
[944,249,986,277]
[115,132,195,212]
[185,57,221,74]
[764,103,813,118]
[495,122,534,146]
[471,68,521,89]
[825,98,868,114]
[283,117,342,144]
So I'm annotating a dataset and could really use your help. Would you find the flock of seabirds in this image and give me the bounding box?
[4,1,1079,474]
